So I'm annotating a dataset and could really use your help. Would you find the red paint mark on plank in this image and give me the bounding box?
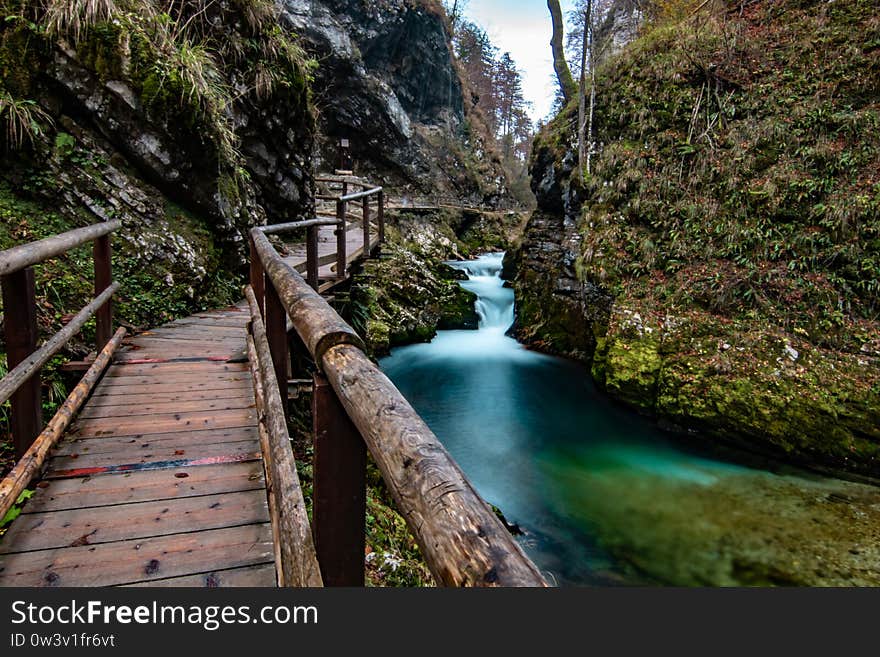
[49,452,261,479]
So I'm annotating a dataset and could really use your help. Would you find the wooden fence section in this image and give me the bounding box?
[278,176,384,293]
[0,221,120,461]
[0,225,276,587]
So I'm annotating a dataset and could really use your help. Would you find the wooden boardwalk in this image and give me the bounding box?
[0,175,546,588]
[282,215,379,289]
[0,306,277,587]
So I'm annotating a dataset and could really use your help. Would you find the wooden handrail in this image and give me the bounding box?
[0,220,121,457]
[0,282,119,407]
[0,327,126,520]
[249,229,547,587]
[0,220,121,276]
[339,186,382,203]
[245,286,322,587]
[259,218,339,235]
[250,228,364,365]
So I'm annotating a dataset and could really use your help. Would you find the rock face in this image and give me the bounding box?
[511,0,880,477]
[0,0,316,327]
[280,0,509,206]
[509,104,610,362]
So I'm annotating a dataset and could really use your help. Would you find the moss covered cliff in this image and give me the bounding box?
[513,0,880,476]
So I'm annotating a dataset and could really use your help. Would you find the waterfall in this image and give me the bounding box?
[447,252,514,333]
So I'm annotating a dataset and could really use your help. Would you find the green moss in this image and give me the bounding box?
[79,20,125,81]
[602,338,662,411]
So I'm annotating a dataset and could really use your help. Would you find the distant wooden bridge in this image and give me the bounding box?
[0,177,545,587]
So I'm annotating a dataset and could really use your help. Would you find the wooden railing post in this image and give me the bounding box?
[306,224,319,292]
[265,282,288,404]
[312,373,366,586]
[249,235,265,318]
[1,268,41,458]
[378,190,385,244]
[93,233,112,350]
[336,199,347,281]
[362,195,370,255]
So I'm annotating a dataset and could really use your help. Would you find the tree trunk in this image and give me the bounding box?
[586,0,596,176]
[577,2,591,181]
[547,0,577,103]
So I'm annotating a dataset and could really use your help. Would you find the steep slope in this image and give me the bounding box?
[512,0,880,476]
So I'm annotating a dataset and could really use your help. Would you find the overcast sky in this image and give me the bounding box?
[463,0,576,123]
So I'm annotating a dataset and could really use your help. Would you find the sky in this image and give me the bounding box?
[462,0,576,124]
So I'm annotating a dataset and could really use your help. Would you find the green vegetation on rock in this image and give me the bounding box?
[515,0,880,476]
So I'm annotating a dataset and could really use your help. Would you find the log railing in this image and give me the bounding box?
[247,226,547,587]
[0,221,125,519]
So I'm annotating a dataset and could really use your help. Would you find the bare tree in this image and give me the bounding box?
[444,0,468,35]
[548,0,577,103]
[571,0,626,179]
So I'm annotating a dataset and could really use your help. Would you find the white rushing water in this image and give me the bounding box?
[447,252,514,332]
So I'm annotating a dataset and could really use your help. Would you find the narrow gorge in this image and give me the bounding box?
[0,0,878,589]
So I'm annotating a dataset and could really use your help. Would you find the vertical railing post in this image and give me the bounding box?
[377,190,385,244]
[336,180,348,281]
[306,224,319,292]
[93,233,112,351]
[249,235,265,318]
[362,194,370,256]
[312,374,366,586]
[1,268,41,458]
[265,282,288,404]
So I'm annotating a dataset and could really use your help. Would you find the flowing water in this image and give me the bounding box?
[379,252,880,586]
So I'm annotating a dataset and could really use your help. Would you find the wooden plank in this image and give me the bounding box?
[94,371,250,390]
[54,426,259,456]
[118,344,242,357]
[104,361,249,377]
[126,334,244,345]
[164,318,250,329]
[83,389,252,406]
[70,408,257,437]
[150,322,248,332]
[47,439,259,473]
[91,380,252,397]
[22,461,265,514]
[0,489,269,554]
[0,523,274,586]
[126,335,243,346]
[136,328,246,340]
[123,563,276,587]
[77,396,254,420]
[44,451,261,480]
[115,350,242,363]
